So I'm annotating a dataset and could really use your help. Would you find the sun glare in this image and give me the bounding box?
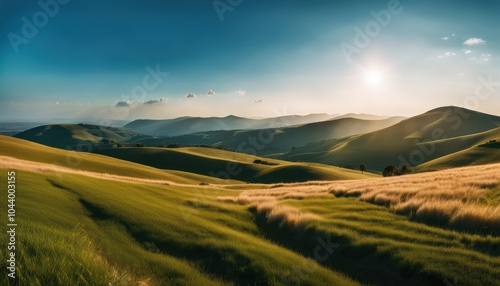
[365,70,383,86]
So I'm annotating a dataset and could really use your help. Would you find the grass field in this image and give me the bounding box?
[0,135,241,185]
[95,146,376,183]
[415,140,500,172]
[219,164,500,285]
[1,135,499,285]
[0,165,358,285]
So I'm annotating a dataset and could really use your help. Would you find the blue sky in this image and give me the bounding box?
[0,0,499,121]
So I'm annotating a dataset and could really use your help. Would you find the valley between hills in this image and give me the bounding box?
[1,106,499,285]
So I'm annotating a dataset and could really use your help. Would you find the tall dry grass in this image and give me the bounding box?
[218,163,500,234]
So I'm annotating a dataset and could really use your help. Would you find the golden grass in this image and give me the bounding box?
[254,202,320,231]
[219,163,500,234]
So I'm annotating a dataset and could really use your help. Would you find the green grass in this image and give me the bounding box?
[253,197,500,286]
[0,169,359,285]
[95,146,377,183]
[0,135,240,185]
[1,134,499,285]
[415,143,500,172]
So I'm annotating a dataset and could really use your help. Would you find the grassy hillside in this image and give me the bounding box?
[15,124,154,150]
[415,139,500,172]
[1,148,498,285]
[136,117,403,156]
[220,163,500,285]
[0,135,238,185]
[0,166,359,285]
[95,146,377,183]
[283,106,500,171]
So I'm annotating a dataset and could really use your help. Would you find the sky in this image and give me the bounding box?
[0,0,499,121]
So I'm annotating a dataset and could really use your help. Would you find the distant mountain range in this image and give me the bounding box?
[123,113,341,136]
[136,117,405,156]
[13,106,500,172]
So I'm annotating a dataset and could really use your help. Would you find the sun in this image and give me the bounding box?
[365,69,383,86]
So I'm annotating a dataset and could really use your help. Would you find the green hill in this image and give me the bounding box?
[283,106,500,171]
[415,139,500,172]
[0,135,238,185]
[136,117,403,156]
[1,142,498,285]
[95,146,377,183]
[15,123,154,150]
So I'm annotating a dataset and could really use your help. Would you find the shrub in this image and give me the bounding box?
[383,165,399,177]
[359,164,366,174]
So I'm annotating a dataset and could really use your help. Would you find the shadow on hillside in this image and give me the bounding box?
[249,207,444,286]
[76,198,271,285]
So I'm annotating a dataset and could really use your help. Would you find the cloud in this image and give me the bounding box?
[481,53,491,61]
[186,93,196,98]
[441,34,455,40]
[254,99,263,103]
[437,51,456,59]
[463,38,486,45]
[207,90,215,96]
[115,101,129,107]
[468,53,491,62]
[462,49,472,54]
[236,90,246,96]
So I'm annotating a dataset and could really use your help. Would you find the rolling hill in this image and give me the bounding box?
[94,146,377,183]
[135,117,404,156]
[0,135,238,185]
[1,138,498,285]
[124,113,339,136]
[15,123,154,150]
[282,106,500,171]
[414,139,500,172]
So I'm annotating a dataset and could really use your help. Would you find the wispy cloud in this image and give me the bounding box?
[254,99,263,103]
[437,51,456,59]
[236,90,246,96]
[463,37,486,45]
[186,93,196,98]
[207,90,215,96]
[468,53,491,62]
[440,34,455,41]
